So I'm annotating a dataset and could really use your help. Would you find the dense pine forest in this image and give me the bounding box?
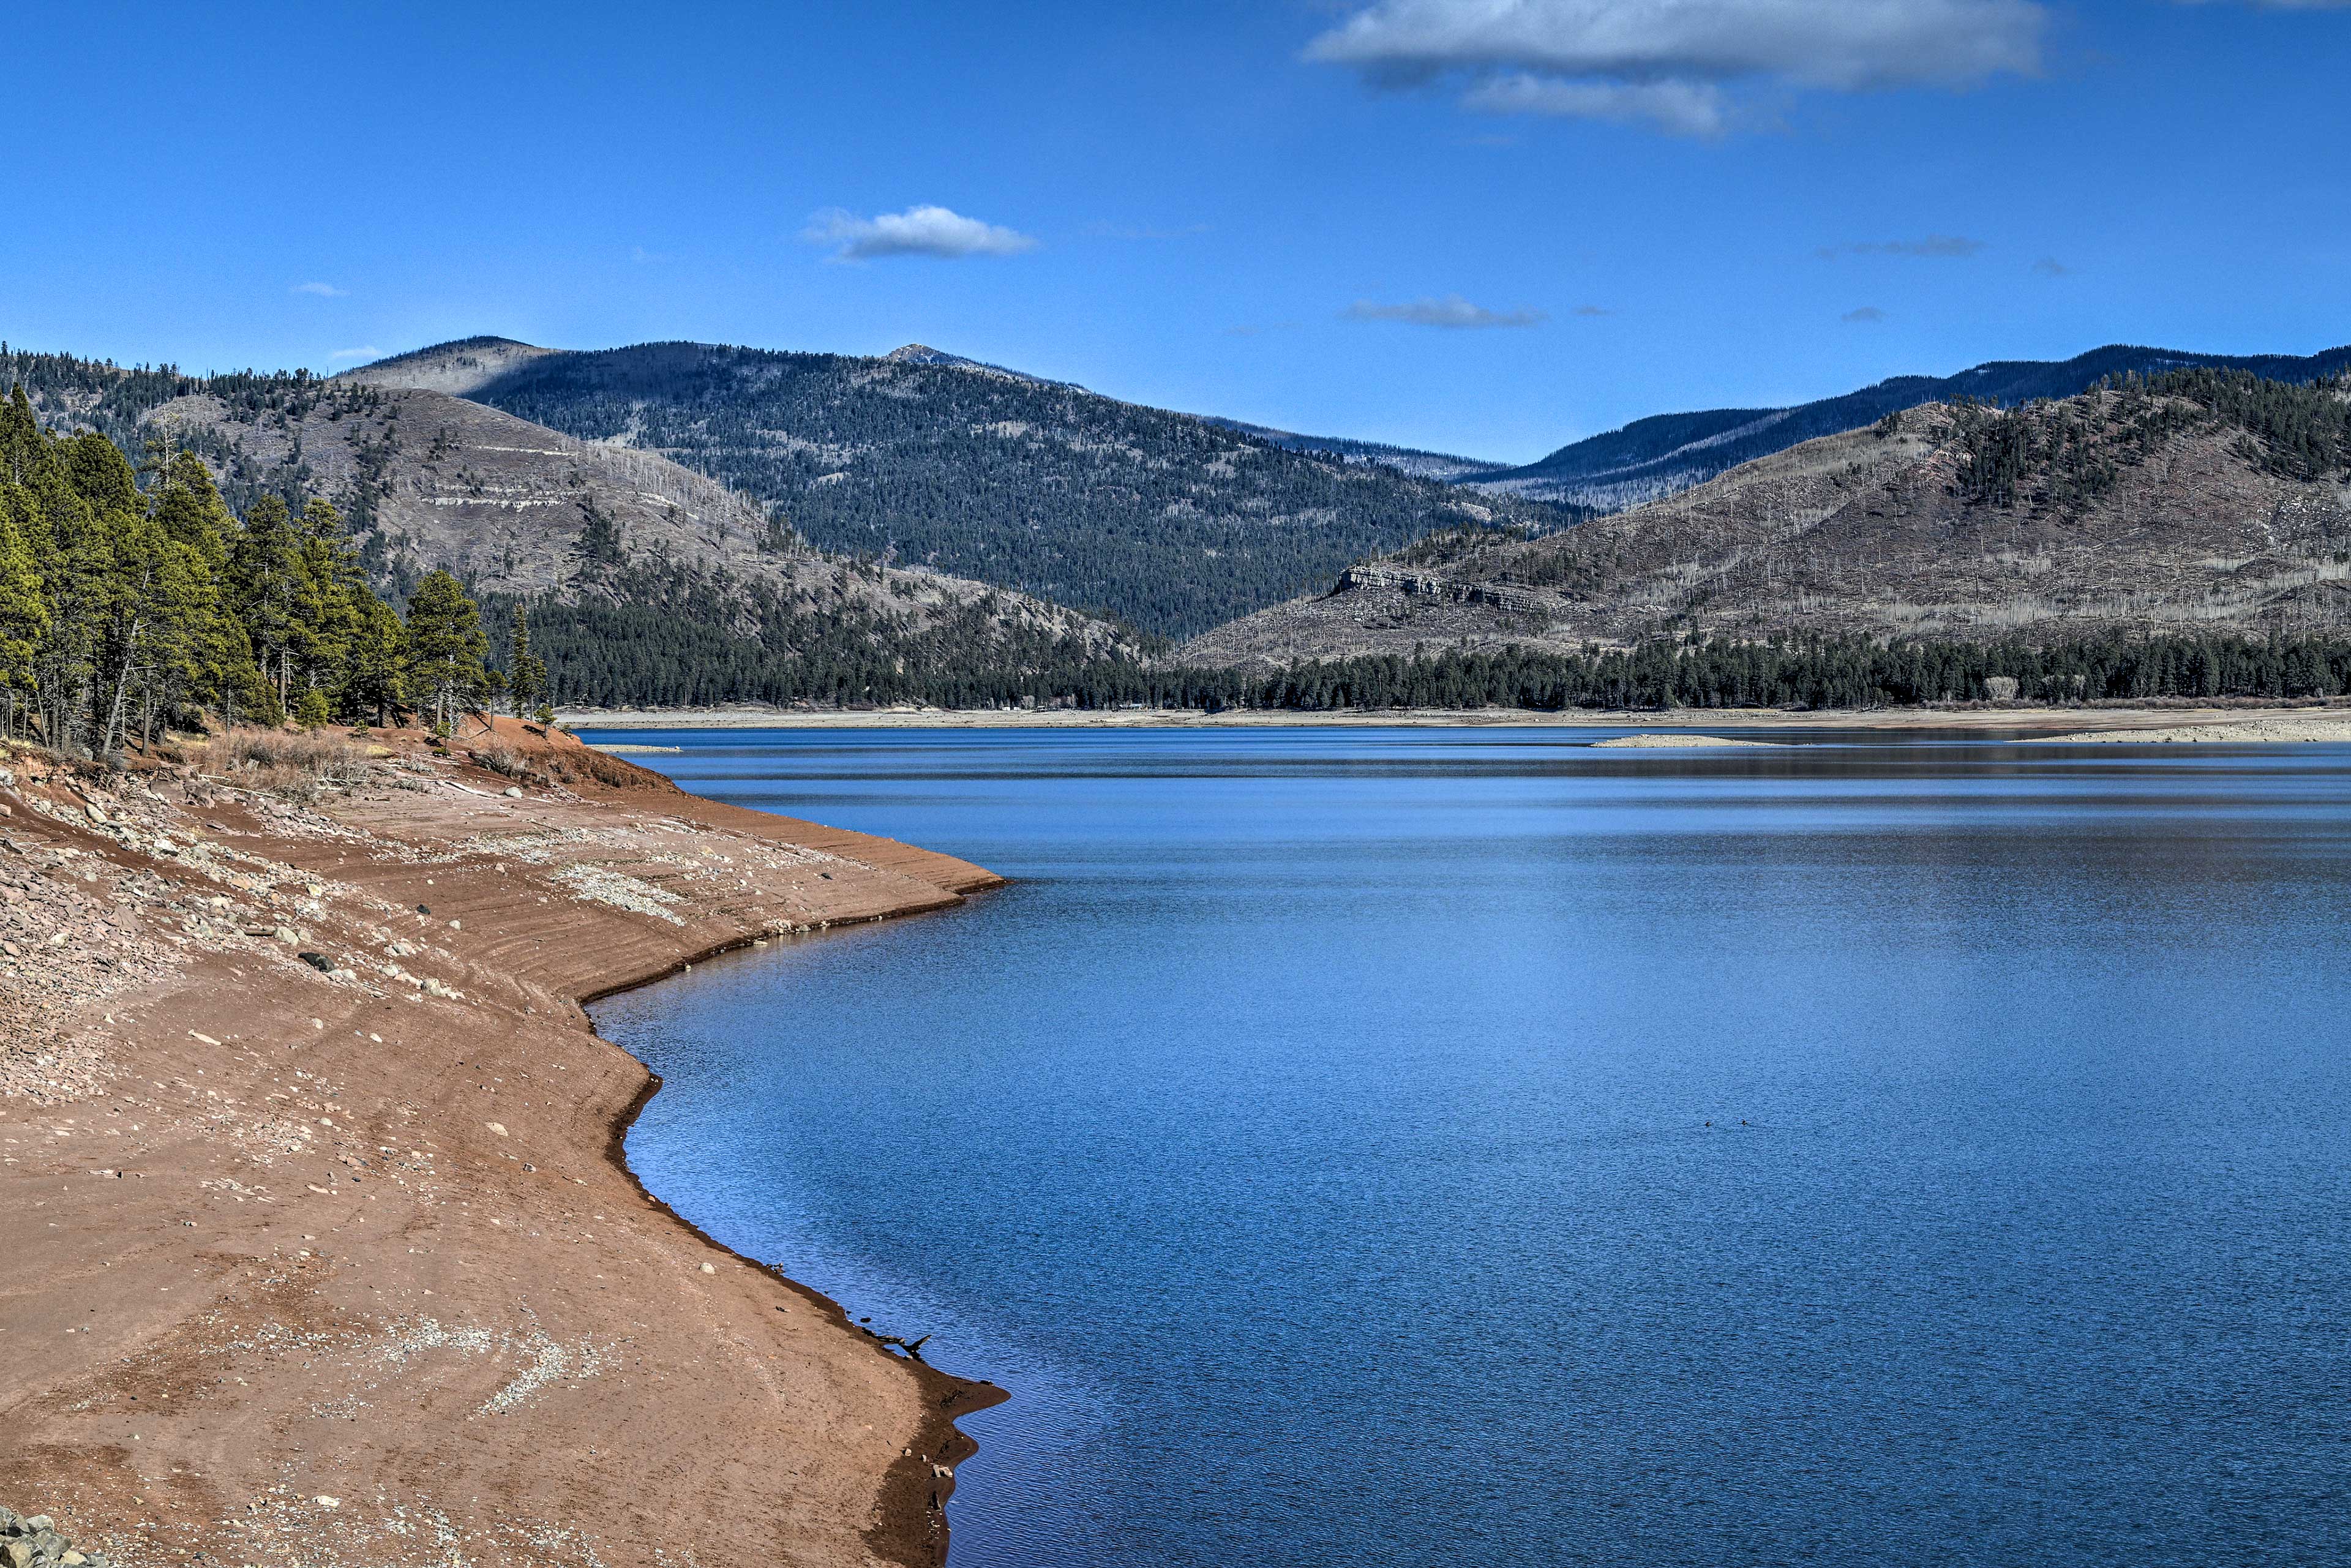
[0,386,514,754]
[523,604,2351,714]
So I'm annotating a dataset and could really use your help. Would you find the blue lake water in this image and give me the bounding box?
[582,727,2351,1567]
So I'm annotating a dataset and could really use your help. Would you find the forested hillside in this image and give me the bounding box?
[0,381,520,750]
[1185,369,2351,666]
[1479,342,2351,510]
[363,338,1569,637]
[5,346,1146,712]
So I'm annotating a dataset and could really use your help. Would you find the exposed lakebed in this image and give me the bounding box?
[586,727,2351,1567]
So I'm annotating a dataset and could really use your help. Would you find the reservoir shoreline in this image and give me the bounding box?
[0,719,1005,1568]
[558,699,2351,735]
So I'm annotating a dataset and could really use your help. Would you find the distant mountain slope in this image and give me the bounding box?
[339,336,558,397]
[6,347,1141,703]
[1195,418,1503,482]
[1180,370,2351,666]
[1481,342,2351,511]
[352,339,1569,638]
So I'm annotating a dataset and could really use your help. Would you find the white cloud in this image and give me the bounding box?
[803,205,1038,261]
[327,345,383,361]
[1308,0,2047,135]
[293,281,347,297]
[1465,73,1728,134]
[1344,294,1546,328]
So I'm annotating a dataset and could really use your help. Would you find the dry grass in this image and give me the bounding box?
[209,729,377,798]
[476,743,529,779]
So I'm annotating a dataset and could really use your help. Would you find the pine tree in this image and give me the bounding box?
[0,484,48,738]
[506,604,549,715]
[403,569,489,733]
[228,495,306,711]
[342,593,407,727]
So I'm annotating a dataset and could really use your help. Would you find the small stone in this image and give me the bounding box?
[700,1262,716,1274]
[3,1541,29,1568]
[486,1121,508,1136]
[298,952,335,973]
[312,1496,339,1510]
[503,786,522,798]
[273,926,298,943]
[448,919,461,930]
[416,904,431,915]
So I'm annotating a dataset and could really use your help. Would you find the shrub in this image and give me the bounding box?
[476,743,528,779]
[211,729,374,798]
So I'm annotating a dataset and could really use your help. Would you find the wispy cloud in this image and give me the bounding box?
[327,345,382,361]
[631,246,678,264]
[1820,234,1987,259]
[293,281,347,297]
[2033,256,2071,276]
[1307,0,2048,138]
[1842,307,1888,323]
[1344,294,1545,329]
[1570,304,1613,317]
[1226,321,1302,337]
[803,205,1037,261]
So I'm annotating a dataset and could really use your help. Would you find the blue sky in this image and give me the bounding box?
[4,0,2346,462]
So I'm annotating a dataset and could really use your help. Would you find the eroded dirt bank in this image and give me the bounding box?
[0,720,1005,1568]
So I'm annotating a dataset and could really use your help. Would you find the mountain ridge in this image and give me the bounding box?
[1180,368,2351,667]
[1475,342,2351,510]
[360,337,1571,637]
[6,345,1144,707]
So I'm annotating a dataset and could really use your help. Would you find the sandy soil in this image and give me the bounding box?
[2024,716,2351,744]
[0,721,1004,1568]
[561,702,2351,735]
[1588,734,1786,749]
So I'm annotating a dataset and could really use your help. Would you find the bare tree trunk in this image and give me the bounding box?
[101,618,144,758]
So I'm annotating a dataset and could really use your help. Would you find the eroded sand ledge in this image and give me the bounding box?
[0,722,1002,1568]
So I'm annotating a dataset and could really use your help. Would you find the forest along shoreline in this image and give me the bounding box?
[560,700,2351,735]
[0,717,1007,1568]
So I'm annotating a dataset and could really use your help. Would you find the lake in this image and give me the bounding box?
[582,726,2351,1567]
